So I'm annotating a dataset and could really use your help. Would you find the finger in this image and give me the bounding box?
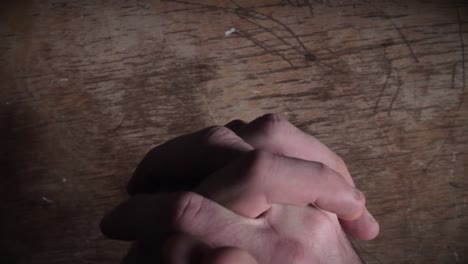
[163,233,210,264]
[197,150,366,221]
[339,209,378,240]
[339,210,380,240]
[203,247,258,264]
[127,126,253,195]
[236,114,353,184]
[235,114,379,239]
[100,192,249,242]
[225,119,247,132]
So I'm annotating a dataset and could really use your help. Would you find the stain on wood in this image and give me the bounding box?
[0,1,467,263]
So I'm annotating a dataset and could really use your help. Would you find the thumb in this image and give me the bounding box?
[100,192,248,242]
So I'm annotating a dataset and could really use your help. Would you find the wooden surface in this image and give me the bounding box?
[1,0,467,263]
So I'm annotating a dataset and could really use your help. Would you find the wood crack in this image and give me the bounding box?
[387,68,401,116]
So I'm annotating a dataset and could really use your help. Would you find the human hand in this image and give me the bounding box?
[126,113,379,238]
[101,114,379,263]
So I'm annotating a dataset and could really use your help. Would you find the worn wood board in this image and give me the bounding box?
[1,0,467,263]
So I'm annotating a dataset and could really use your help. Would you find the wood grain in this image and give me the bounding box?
[1,0,467,263]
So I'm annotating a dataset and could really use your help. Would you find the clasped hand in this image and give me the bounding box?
[101,114,379,264]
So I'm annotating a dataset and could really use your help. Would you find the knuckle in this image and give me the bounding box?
[349,188,366,214]
[203,125,238,146]
[315,162,365,216]
[173,191,206,231]
[255,113,289,138]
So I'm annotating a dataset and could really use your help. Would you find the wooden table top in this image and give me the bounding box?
[1,1,467,263]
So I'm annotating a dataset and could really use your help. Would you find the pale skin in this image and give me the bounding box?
[101,114,380,264]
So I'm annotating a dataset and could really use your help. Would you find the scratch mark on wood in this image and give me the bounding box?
[374,66,393,114]
[387,68,400,116]
[449,182,463,189]
[170,0,332,71]
[228,0,242,8]
[234,4,337,72]
[365,0,419,63]
[235,13,302,54]
[316,60,345,73]
[166,0,234,13]
[231,0,324,69]
[391,21,419,63]
[451,62,458,90]
[262,11,309,54]
[282,0,315,17]
[305,0,314,17]
[424,132,450,172]
[231,0,310,55]
[109,116,125,133]
[235,31,296,68]
[457,8,466,94]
